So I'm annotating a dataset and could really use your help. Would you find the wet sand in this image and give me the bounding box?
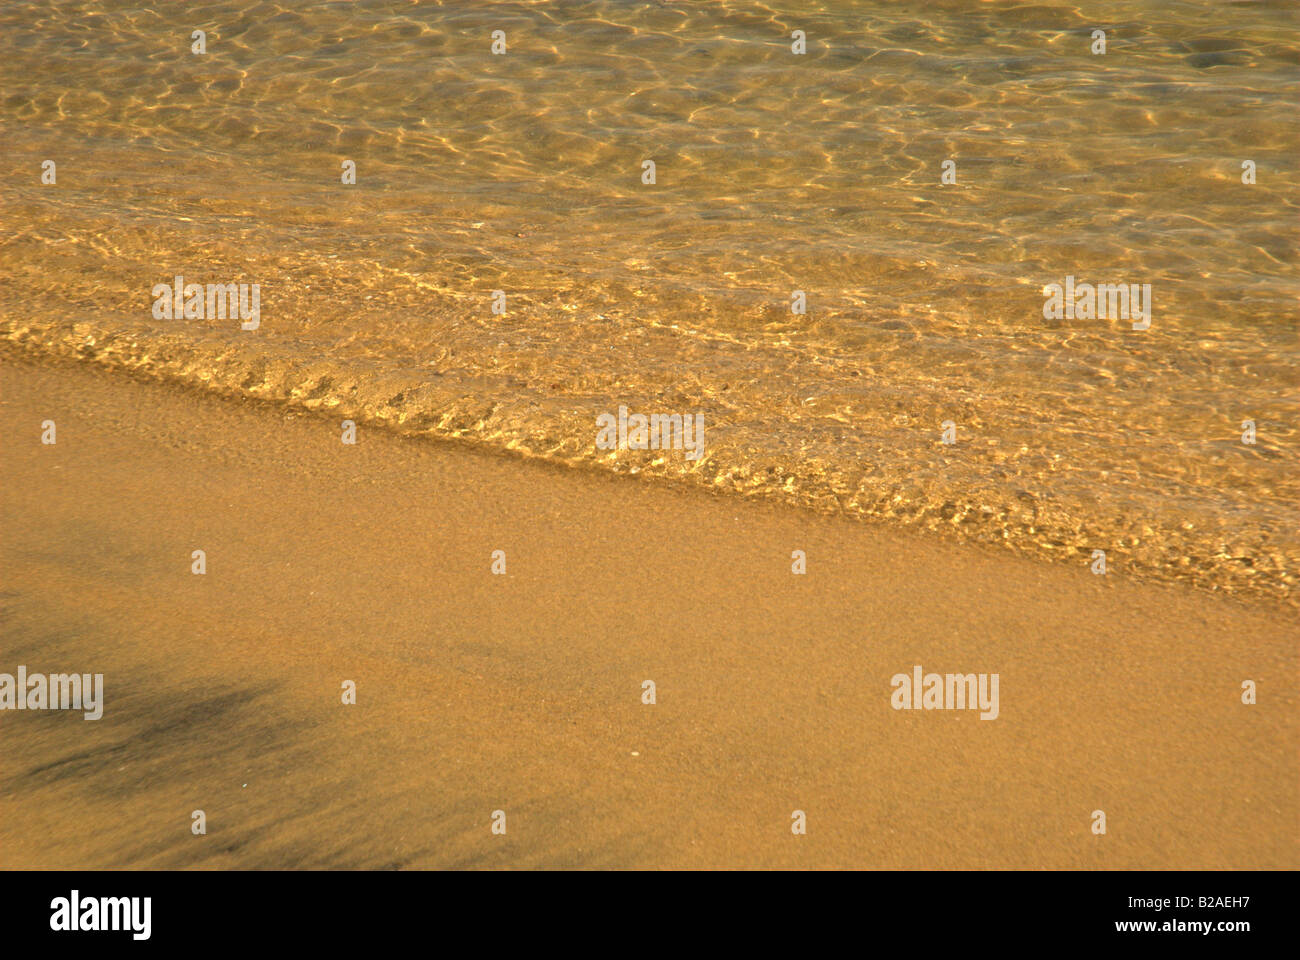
[0,351,1294,869]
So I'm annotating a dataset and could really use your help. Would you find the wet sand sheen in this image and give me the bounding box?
[1,352,1294,868]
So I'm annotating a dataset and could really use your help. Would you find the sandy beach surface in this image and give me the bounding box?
[1,350,1294,869]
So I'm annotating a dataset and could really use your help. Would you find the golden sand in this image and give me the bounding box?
[1,352,1293,868]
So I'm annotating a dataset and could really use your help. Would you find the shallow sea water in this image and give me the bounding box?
[1,0,1296,600]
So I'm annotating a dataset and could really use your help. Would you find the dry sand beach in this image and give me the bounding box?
[1,350,1294,869]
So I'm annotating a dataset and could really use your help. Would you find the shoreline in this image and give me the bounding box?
[1,330,1291,609]
[1,352,1294,868]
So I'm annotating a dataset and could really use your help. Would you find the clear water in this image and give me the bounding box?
[2,0,1296,600]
